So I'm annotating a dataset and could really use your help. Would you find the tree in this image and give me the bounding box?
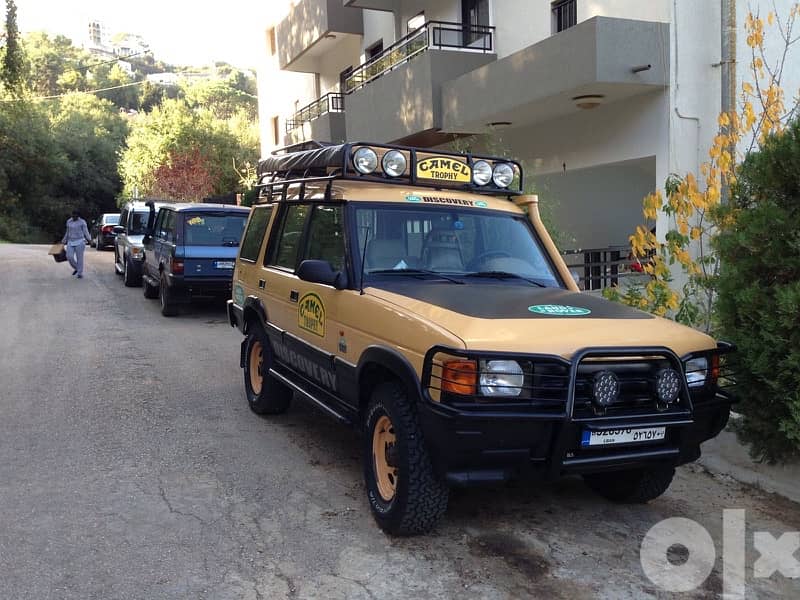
[152,148,215,201]
[606,4,800,331]
[1,0,24,94]
[714,118,800,462]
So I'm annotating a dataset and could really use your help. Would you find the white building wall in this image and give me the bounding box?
[256,1,316,156]
[318,35,364,93]
[362,9,396,54]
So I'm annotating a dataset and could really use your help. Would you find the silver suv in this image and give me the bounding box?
[114,200,165,286]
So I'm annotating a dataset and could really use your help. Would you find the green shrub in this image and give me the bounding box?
[715,117,800,462]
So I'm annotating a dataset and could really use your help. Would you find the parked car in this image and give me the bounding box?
[114,201,166,287]
[226,142,735,536]
[142,202,250,316]
[90,213,120,250]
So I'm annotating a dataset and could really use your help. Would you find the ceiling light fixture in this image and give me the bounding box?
[572,94,605,109]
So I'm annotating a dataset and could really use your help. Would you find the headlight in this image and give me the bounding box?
[130,246,144,258]
[472,160,492,186]
[655,368,682,403]
[353,147,378,174]
[684,357,708,387]
[492,163,515,188]
[479,360,523,396]
[381,150,406,177]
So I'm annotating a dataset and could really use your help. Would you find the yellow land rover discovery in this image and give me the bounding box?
[227,142,734,536]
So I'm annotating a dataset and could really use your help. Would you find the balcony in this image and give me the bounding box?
[277,0,363,72]
[284,93,346,145]
[442,17,669,133]
[344,21,497,146]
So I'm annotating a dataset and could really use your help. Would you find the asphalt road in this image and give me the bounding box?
[0,243,798,599]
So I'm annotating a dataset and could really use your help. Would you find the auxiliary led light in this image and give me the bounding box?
[592,370,620,408]
[472,160,492,186]
[655,368,682,404]
[381,150,407,177]
[353,147,378,174]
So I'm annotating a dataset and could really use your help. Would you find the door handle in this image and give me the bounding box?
[290,290,299,302]
[258,279,266,289]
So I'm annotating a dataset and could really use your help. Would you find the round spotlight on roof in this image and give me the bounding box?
[492,163,515,188]
[593,370,620,409]
[353,147,378,174]
[381,150,407,177]
[655,368,682,404]
[472,160,492,186]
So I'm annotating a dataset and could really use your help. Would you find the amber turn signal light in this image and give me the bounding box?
[441,359,477,395]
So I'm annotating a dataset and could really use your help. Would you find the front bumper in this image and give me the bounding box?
[419,344,734,485]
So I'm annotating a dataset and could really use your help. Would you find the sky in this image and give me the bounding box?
[16,0,284,70]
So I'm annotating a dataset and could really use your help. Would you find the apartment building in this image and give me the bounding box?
[258,0,798,284]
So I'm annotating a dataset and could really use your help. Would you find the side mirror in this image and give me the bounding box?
[113,225,124,234]
[297,259,346,290]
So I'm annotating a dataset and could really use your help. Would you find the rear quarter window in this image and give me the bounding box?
[239,206,273,262]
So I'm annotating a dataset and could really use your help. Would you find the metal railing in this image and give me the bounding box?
[285,92,345,133]
[344,20,495,93]
[561,245,651,291]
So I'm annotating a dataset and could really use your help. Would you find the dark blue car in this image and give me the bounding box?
[141,202,251,316]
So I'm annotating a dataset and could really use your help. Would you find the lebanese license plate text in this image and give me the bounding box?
[215,261,235,269]
[581,427,666,447]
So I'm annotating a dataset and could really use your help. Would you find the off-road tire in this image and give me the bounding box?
[142,275,158,298]
[243,322,292,415]
[363,381,449,536]
[123,257,140,287]
[583,466,676,503]
[159,274,178,317]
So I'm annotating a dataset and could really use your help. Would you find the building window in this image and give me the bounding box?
[339,65,354,92]
[407,11,425,32]
[552,0,577,33]
[366,40,383,61]
[462,0,490,27]
[271,116,280,146]
[266,27,277,55]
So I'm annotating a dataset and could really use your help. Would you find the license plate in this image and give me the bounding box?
[581,427,666,447]
[214,261,235,269]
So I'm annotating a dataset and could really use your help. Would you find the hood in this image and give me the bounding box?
[365,281,716,359]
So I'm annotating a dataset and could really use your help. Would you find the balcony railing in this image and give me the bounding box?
[285,92,345,133]
[561,245,651,291]
[344,20,495,93]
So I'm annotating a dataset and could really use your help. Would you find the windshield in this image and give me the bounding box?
[355,205,562,287]
[128,211,151,235]
[104,214,120,225]
[183,213,247,246]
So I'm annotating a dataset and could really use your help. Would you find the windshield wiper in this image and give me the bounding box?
[368,268,464,284]
[465,271,548,287]
[221,239,240,247]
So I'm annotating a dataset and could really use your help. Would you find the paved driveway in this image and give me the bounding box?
[0,244,797,599]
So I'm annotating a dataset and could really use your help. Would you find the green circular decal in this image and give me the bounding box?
[528,304,591,316]
[234,284,245,305]
[475,200,489,207]
[405,194,422,202]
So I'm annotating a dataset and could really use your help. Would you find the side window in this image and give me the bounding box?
[239,205,273,262]
[305,205,345,271]
[164,211,177,243]
[154,210,168,240]
[119,208,129,231]
[268,204,310,269]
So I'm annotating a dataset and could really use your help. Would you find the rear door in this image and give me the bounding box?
[181,211,248,277]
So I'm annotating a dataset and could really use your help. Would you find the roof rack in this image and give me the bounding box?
[255,141,524,203]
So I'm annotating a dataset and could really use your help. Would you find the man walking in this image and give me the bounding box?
[61,210,92,279]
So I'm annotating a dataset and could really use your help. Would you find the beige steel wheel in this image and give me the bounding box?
[243,322,292,415]
[248,339,263,395]
[372,415,397,502]
[363,381,449,535]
